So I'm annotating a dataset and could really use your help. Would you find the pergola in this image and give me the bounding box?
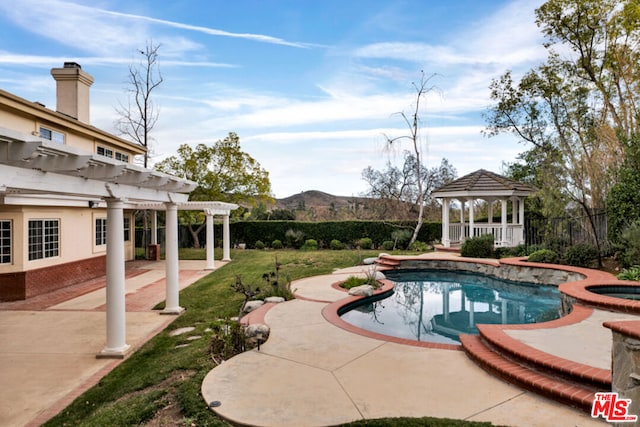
[432,169,537,248]
[0,128,237,357]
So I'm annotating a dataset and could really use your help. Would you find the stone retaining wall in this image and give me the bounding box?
[391,259,585,286]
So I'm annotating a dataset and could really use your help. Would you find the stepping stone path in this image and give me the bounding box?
[169,326,195,337]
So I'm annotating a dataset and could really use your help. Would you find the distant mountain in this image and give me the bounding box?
[275,190,367,211]
[273,190,432,221]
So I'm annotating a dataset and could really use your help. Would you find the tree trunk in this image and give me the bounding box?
[188,223,206,249]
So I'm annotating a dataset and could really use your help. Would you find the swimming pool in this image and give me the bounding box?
[339,269,561,344]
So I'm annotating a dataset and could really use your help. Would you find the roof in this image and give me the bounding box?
[0,89,145,155]
[432,169,538,199]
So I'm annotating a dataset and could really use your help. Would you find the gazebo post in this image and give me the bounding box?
[501,198,508,247]
[460,200,465,242]
[442,198,450,248]
[468,198,475,239]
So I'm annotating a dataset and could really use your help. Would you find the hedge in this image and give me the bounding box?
[175,220,441,249]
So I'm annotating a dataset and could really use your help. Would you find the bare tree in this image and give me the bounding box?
[115,40,163,167]
[383,71,438,246]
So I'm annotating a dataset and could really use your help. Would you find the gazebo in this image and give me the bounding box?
[432,169,537,248]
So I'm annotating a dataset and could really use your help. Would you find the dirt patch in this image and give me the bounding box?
[113,370,196,427]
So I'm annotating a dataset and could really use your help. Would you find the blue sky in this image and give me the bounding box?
[0,0,547,198]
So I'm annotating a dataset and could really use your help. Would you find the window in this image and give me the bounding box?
[115,152,129,162]
[28,219,59,260]
[96,146,113,158]
[39,126,65,143]
[96,218,107,246]
[97,145,129,163]
[0,220,11,264]
[123,217,130,242]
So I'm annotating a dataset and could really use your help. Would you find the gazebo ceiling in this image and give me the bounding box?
[432,169,538,199]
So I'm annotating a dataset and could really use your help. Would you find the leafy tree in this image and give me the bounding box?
[155,132,272,248]
[485,0,640,256]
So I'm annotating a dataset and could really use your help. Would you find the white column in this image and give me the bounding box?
[519,196,526,244]
[442,198,450,248]
[222,214,231,261]
[460,200,465,242]
[205,212,215,270]
[468,198,475,239]
[150,210,158,245]
[162,202,183,314]
[501,198,508,246]
[98,198,130,358]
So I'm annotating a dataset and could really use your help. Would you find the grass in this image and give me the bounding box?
[43,248,498,427]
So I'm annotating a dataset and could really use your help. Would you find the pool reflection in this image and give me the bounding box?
[340,269,561,344]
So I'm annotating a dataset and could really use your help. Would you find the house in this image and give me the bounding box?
[0,62,153,301]
[0,63,236,357]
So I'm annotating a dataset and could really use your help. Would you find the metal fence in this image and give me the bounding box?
[524,209,609,253]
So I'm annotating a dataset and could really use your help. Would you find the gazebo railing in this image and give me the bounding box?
[448,223,524,247]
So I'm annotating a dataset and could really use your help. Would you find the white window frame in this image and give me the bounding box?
[39,126,65,144]
[95,217,107,246]
[123,216,130,242]
[0,220,11,264]
[28,219,59,261]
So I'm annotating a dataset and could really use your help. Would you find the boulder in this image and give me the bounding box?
[264,296,285,303]
[348,285,374,297]
[242,300,264,313]
[244,323,270,346]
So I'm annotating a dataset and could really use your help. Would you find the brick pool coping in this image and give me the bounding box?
[317,256,640,354]
[246,256,640,357]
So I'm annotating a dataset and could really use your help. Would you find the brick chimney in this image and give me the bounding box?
[50,62,94,124]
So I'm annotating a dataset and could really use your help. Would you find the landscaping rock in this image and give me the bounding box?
[363,257,377,265]
[244,323,270,346]
[348,285,374,297]
[264,296,285,303]
[242,300,264,313]
[187,336,202,341]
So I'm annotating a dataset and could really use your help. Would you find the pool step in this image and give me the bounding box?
[374,256,401,268]
[460,332,608,412]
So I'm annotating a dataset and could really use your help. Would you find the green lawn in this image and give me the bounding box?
[44,249,498,427]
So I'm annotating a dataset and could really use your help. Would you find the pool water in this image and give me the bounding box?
[339,269,561,345]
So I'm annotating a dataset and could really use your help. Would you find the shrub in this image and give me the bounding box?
[340,276,368,290]
[618,266,640,281]
[528,249,559,264]
[616,221,640,268]
[340,271,379,289]
[564,243,599,267]
[301,239,318,251]
[330,239,345,250]
[460,234,494,258]
[284,229,305,248]
[391,229,412,249]
[381,240,395,251]
[254,240,265,250]
[358,237,373,250]
[271,239,283,249]
[409,241,428,252]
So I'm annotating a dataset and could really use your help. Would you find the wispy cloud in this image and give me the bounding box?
[0,0,313,55]
[0,52,235,69]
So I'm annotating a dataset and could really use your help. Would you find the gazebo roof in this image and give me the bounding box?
[432,169,538,199]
